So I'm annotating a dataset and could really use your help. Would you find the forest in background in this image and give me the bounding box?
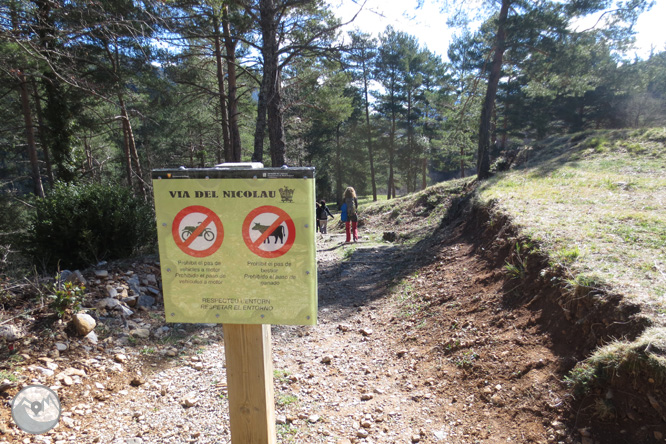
[1,0,665,271]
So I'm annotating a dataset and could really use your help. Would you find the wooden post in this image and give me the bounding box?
[223,324,276,444]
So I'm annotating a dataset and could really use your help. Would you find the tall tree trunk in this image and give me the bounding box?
[253,75,268,163]
[118,93,148,199]
[223,5,242,162]
[31,79,54,188]
[259,0,286,167]
[215,107,223,164]
[361,57,377,202]
[120,111,133,190]
[35,0,76,182]
[421,157,427,190]
[499,75,512,149]
[199,135,205,167]
[189,142,195,167]
[491,105,498,147]
[83,134,94,180]
[477,0,511,179]
[407,89,414,192]
[213,13,232,162]
[118,93,147,199]
[460,142,465,178]
[422,106,430,190]
[387,110,396,200]
[267,69,286,167]
[335,122,342,203]
[576,103,585,132]
[18,72,45,198]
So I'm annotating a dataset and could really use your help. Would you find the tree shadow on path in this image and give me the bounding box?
[315,228,453,325]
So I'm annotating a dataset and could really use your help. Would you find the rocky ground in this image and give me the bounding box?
[1,193,665,443]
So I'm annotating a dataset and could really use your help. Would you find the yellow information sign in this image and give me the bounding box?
[152,166,317,326]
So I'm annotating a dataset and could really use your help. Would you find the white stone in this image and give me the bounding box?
[308,415,320,423]
[96,298,120,310]
[30,366,54,377]
[72,314,96,336]
[0,325,21,341]
[181,392,199,408]
[85,331,98,344]
[131,329,150,339]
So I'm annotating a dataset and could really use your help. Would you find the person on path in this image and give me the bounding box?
[316,200,334,234]
[343,187,359,242]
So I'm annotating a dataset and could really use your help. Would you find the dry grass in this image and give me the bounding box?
[477,128,666,316]
[565,327,666,393]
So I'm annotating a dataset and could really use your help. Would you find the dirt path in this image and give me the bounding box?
[8,235,548,443]
[3,219,653,443]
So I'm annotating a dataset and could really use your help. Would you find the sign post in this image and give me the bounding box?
[223,324,275,444]
[152,164,316,444]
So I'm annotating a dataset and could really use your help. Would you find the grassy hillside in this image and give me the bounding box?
[477,128,666,316]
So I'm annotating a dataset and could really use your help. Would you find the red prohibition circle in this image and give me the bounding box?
[172,205,224,258]
[242,205,296,258]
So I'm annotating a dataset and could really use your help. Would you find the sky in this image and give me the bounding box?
[326,0,666,61]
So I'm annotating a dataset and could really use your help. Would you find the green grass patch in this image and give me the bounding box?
[553,245,580,266]
[356,194,389,208]
[393,273,427,317]
[454,349,480,369]
[274,369,291,384]
[276,393,299,406]
[503,241,535,280]
[584,136,610,153]
[277,424,298,441]
[0,369,18,382]
[341,245,356,260]
[478,128,666,307]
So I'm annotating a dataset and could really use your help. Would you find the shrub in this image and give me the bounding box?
[585,136,610,153]
[27,183,155,271]
[47,280,85,318]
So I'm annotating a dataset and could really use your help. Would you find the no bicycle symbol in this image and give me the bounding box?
[242,206,296,258]
[172,205,224,258]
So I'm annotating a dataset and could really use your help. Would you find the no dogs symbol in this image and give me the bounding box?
[242,206,295,258]
[172,205,224,258]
